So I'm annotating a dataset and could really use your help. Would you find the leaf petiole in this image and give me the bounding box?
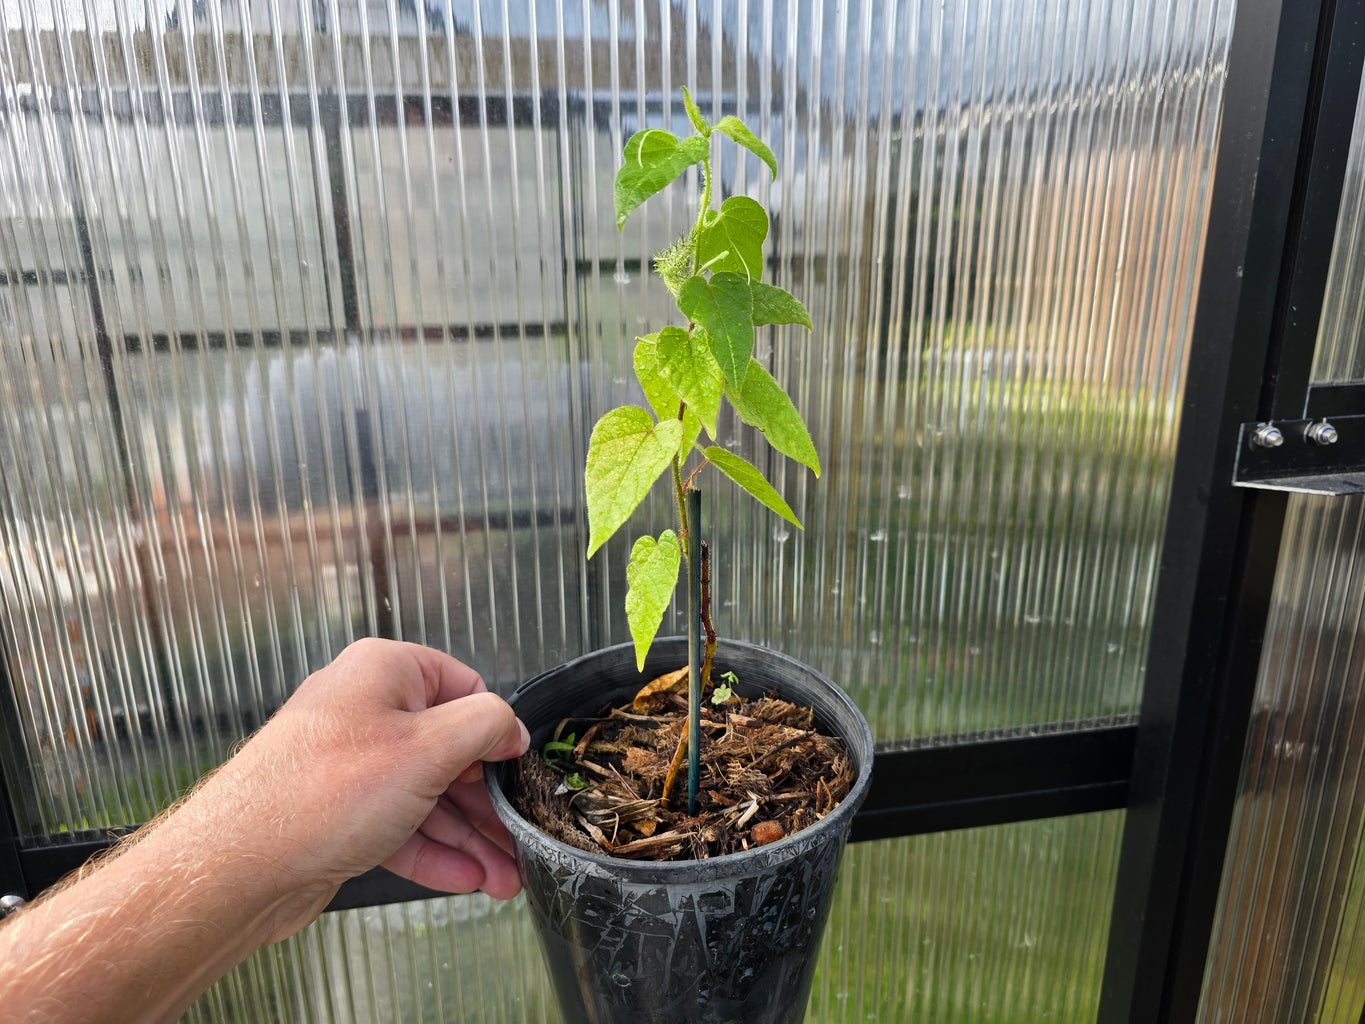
[683,458,711,490]
[698,250,731,274]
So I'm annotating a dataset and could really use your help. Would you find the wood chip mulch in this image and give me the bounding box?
[511,667,854,861]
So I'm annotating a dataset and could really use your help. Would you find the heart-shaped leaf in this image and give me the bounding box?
[657,325,724,438]
[678,272,754,389]
[614,130,711,228]
[714,116,777,178]
[751,281,813,329]
[704,447,802,527]
[626,530,682,670]
[695,196,768,280]
[586,407,685,556]
[634,337,703,453]
[725,360,821,475]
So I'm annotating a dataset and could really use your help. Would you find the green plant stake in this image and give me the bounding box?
[585,87,820,809]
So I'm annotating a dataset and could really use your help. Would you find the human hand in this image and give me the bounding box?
[0,639,530,1024]
[165,638,529,941]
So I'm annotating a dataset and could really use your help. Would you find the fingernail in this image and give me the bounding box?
[517,718,530,751]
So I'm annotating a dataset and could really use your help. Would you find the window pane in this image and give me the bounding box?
[1310,70,1365,384]
[1197,494,1365,1024]
[809,813,1124,1021]
[84,119,336,338]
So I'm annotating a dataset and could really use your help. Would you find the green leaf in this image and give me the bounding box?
[704,446,802,528]
[625,530,682,670]
[633,335,674,420]
[714,116,778,178]
[750,281,813,329]
[634,338,704,453]
[614,130,711,228]
[586,407,685,556]
[657,326,724,438]
[695,196,768,281]
[725,360,821,475]
[633,338,677,423]
[682,86,710,136]
[678,272,754,388]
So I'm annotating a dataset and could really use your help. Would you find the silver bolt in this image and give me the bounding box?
[0,894,26,918]
[1251,423,1285,449]
[1307,421,1340,446]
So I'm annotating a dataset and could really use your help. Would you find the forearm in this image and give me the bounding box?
[0,800,306,1024]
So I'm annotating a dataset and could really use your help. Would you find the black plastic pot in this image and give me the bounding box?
[486,637,874,1024]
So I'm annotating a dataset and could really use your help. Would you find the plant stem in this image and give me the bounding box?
[685,486,703,816]
[664,142,712,813]
[700,540,716,696]
[691,157,712,275]
[673,458,688,553]
[659,458,695,812]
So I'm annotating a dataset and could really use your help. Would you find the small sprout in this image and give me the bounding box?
[565,773,589,790]
[711,669,739,704]
[544,734,576,763]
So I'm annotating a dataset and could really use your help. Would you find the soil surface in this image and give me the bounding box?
[511,666,855,861]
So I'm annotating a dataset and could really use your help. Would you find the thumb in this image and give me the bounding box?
[414,691,529,784]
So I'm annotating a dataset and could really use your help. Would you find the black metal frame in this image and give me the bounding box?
[0,749,25,908]
[0,721,1135,908]
[1098,0,1365,1020]
[3,4,1365,1019]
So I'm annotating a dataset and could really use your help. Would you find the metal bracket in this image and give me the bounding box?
[1233,414,1365,493]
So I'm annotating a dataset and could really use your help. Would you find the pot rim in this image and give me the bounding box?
[486,637,874,883]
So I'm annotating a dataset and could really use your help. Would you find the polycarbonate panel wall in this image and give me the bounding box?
[1309,70,1365,387]
[808,813,1123,1022]
[1196,68,1365,1024]
[0,0,1235,1019]
[1196,495,1365,1024]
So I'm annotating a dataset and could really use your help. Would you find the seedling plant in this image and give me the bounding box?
[584,89,820,814]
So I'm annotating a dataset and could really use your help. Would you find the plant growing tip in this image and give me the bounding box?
[586,90,819,675]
